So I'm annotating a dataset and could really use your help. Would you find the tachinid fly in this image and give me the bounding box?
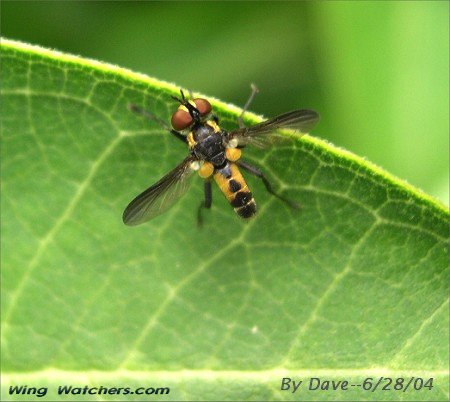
[123,86,319,226]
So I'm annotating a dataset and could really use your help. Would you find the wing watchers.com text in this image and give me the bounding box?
[9,384,170,398]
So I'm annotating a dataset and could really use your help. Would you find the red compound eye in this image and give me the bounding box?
[194,98,212,116]
[171,109,192,130]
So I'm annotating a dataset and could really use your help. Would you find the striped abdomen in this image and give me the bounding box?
[213,162,257,219]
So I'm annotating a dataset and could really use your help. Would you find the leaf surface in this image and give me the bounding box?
[1,39,449,401]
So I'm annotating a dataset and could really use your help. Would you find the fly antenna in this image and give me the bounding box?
[171,89,188,105]
[171,95,183,104]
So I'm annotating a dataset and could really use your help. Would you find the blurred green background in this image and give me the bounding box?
[2,1,448,205]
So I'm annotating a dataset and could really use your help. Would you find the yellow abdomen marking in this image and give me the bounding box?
[213,163,248,201]
[213,163,256,219]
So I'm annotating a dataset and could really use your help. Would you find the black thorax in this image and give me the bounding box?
[191,123,227,167]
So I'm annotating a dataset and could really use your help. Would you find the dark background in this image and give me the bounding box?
[2,1,448,204]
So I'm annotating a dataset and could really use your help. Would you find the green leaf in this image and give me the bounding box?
[1,39,449,401]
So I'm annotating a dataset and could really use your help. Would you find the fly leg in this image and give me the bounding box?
[237,160,300,210]
[238,83,259,128]
[128,104,187,144]
[197,180,212,227]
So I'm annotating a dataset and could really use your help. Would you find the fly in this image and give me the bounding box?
[123,85,319,226]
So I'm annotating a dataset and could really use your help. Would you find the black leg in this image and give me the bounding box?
[237,160,300,210]
[238,83,259,128]
[197,180,212,227]
[128,104,187,144]
[169,129,189,144]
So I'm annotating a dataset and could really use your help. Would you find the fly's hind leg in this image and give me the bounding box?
[238,83,259,128]
[197,180,212,227]
[237,160,300,210]
[128,104,187,144]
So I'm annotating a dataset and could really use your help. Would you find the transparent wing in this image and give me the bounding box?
[229,109,319,148]
[123,156,196,226]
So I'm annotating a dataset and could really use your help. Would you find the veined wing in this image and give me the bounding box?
[123,156,196,226]
[229,109,319,148]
